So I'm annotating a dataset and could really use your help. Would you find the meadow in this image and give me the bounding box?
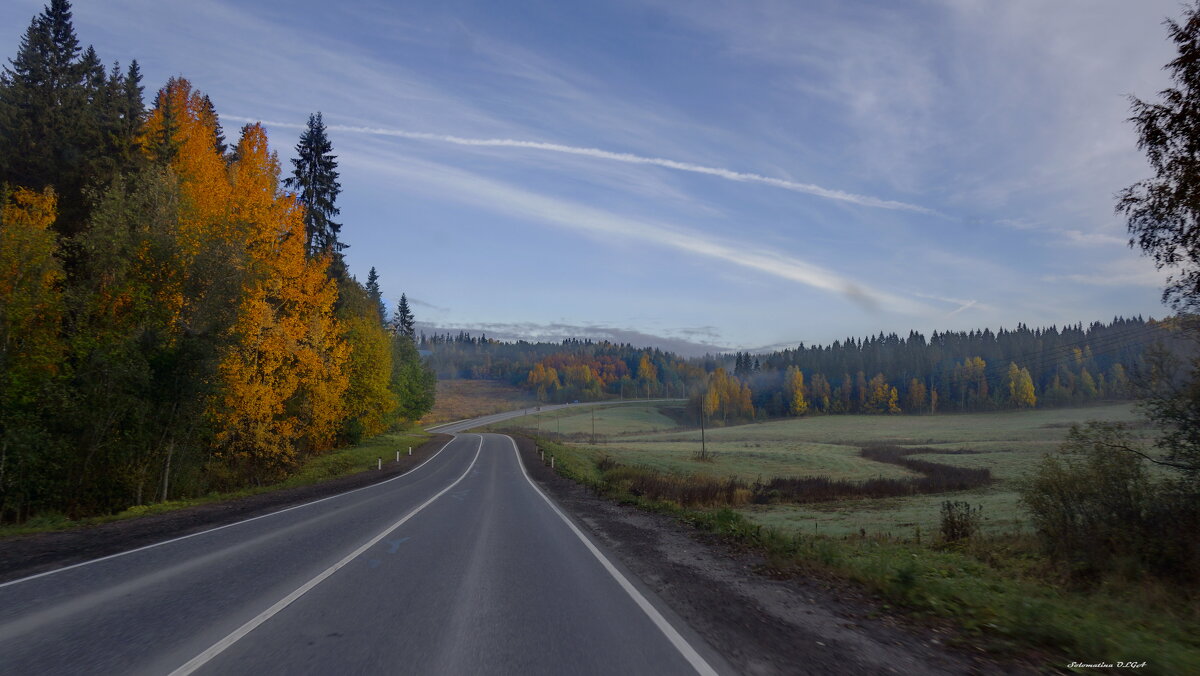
[497,401,1146,536]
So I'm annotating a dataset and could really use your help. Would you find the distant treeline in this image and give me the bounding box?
[0,2,433,521]
[421,333,708,401]
[426,317,1163,422]
[731,317,1161,418]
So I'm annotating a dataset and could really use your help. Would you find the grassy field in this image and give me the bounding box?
[423,379,538,425]
[513,403,1197,672]
[490,400,685,437]
[502,402,1146,536]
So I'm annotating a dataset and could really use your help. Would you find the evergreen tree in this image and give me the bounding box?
[283,112,342,259]
[0,0,95,234]
[393,293,415,339]
[365,266,386,324]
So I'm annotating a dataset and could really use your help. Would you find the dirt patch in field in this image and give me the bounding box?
[513,435,1042,676]
[0,434,452,583]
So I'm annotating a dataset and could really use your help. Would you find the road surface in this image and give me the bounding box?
[0,418,725,675]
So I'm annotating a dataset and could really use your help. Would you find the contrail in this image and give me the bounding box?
[227,115,937,215]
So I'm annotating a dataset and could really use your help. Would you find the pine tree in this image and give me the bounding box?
[365,266,386,324]
[283,112,342,259]
[393,293,415,339]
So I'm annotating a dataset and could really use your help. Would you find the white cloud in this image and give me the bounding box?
[227,116,936,214]
[344,150,934,315]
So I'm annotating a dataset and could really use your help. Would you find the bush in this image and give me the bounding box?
[939,500,982,542]
[1021,422,1200,583]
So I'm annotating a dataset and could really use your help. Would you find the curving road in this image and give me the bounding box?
[0,420,725,675]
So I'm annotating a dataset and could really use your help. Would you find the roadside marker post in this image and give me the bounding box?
[551,456,555,469]
[377,458,382,470]
[396,450,400,462]
[408,447,412,456]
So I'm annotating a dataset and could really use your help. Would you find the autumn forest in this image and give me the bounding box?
[0,2,435,521]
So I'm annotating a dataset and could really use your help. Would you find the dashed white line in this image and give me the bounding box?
[169,435,484,676]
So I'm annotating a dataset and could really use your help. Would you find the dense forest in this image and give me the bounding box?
[733,316,1161,419]
[0,1,434,522]
[426,316,1163,424]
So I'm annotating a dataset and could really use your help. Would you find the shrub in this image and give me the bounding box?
[1020,422,1200,583]
[939,500,982,542]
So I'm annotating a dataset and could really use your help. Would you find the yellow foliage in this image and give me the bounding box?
[0,187,64,405]
[702,368,754,422]
[785,366,808,416]
[212,123,348,479]
[866,373,901,414]
[341,313,396,438]
[637,354,658,383]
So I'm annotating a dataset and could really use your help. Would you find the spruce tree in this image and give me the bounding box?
[284,112,342,259]
[365,266,386,324]
[0,0,118,236]
[393,293,415,339]
[0,0,83,192]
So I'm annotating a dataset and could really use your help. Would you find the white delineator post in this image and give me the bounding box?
[396,450,400,462]
[408,447,412,456]
[551,456,555,469]
[377,458,382,470]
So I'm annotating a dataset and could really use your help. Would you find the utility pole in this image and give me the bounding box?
[700,406,707,459]
[591,407,596,445]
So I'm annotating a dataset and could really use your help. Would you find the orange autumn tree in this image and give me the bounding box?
[213,124,348,482]
[138,77,233,336]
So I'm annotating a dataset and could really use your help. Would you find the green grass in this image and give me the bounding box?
[493,400,685,437]
[0,429,430,539]
[745,488,1026,538]
[517,402,1148,537]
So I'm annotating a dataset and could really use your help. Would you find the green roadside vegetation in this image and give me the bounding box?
[0,429,429,539]
[490,403,1199,674]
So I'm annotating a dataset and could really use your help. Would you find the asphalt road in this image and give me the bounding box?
[0,423,725,675]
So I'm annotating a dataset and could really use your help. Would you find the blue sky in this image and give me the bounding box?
[1,0,1181,354]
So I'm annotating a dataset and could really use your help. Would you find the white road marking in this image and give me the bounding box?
[505,435,721,676]
[169,435,485,676]
[0,435,460,590]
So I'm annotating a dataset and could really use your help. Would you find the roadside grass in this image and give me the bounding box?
[744,488,1025,538]
[423,379,537,425]
[0,428,429,539]
[513,402,1200,673]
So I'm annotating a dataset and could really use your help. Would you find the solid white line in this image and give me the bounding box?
[504,435,720,676]
[169,435,485,676]
[0,435,461,590]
